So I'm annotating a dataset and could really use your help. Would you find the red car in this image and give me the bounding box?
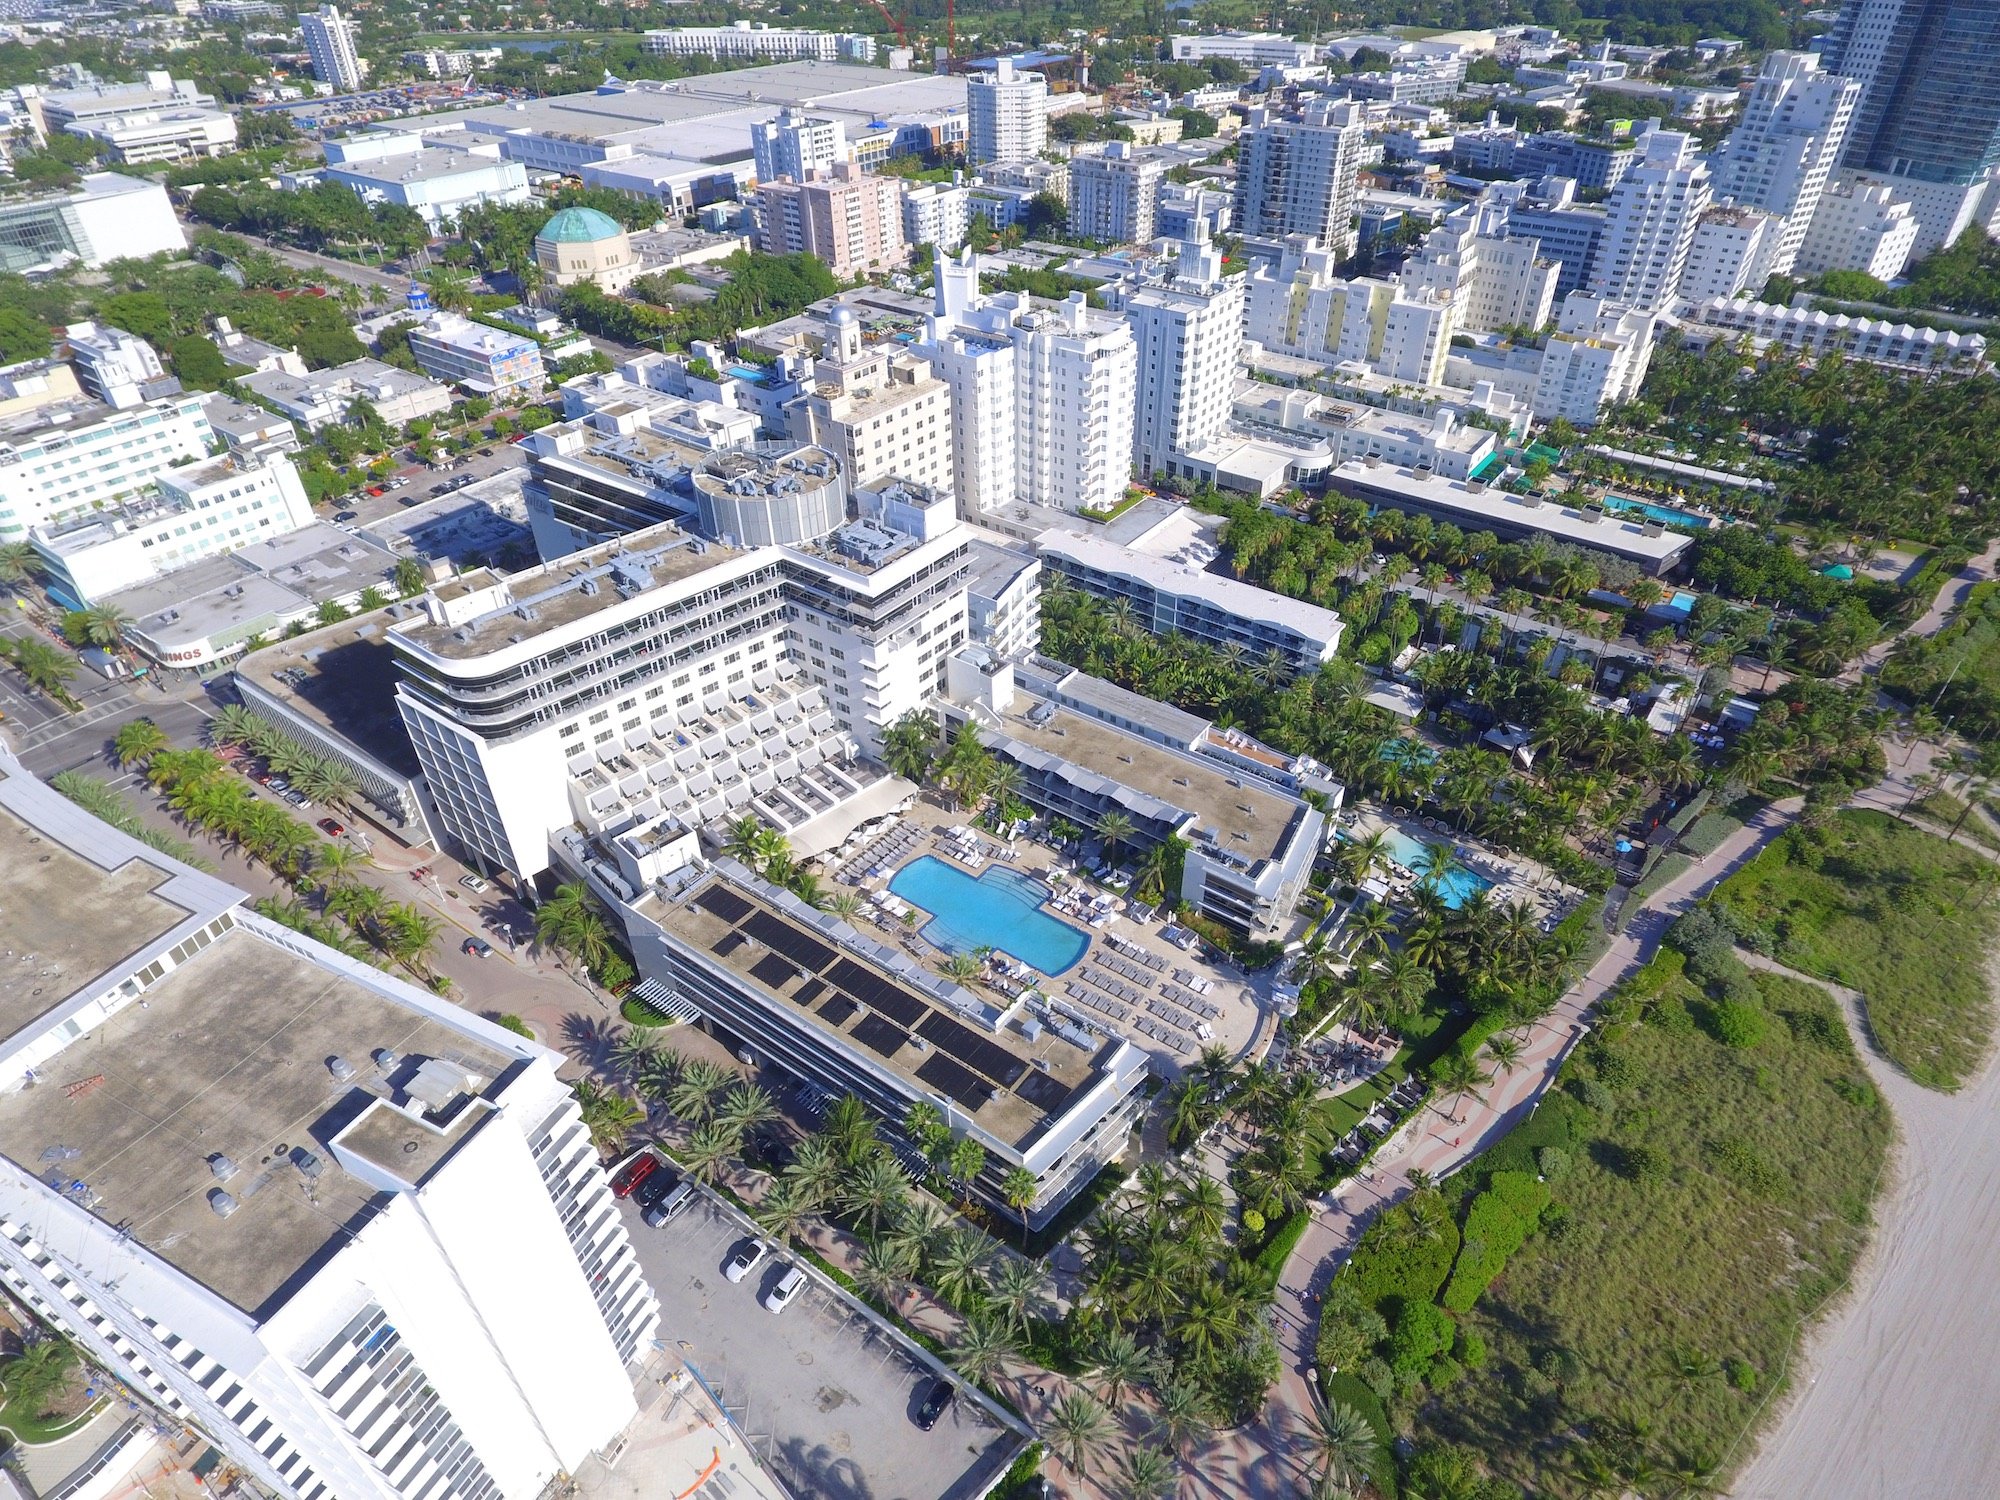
[317,818,345,837]
[611,1151,661,1198]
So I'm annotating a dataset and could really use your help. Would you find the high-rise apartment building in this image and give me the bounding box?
[1232,99,1368,255]
[750,106,849,184]
[298,5,365,92]
[756,164,908,281]
[1708,51,1859,274]
[921,249,1138,519]
[967,57,1047,165]
[0,752,658,1500]
[1679,205,1782,301]
[1068,142,1166,245]
[0,389,212,541]
[1126,232,1245,477]
[786,306,950,492]
[1402,202,1562,333]
[1588,130,1712,311]
[1795,176,1921,277]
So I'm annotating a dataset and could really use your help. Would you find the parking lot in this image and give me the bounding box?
[618,1184,1025,1500]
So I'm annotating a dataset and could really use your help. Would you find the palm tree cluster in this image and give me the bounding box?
[50,765,206,868]
[719,816,826,908]
[534,881,630,990]
[141,746,442,976]
[210,705,365,810]
[0,634,80,708]
[1071,1156,1284,1431]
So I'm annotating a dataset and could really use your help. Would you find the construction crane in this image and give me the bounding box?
[865,0,907,51]
[865,0,958,68]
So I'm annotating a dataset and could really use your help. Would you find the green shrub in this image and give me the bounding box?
[1705,1136,1787,1198]
[1647,995,1698,1035]
[1316,1281,1390,1372]
[1388,1299,1455,1378]
[495,1014,532,1037]
[1708,999,1768,1049]
[1536,1146,1570,1180]
[1358,1356,1395,1402]
[1591,1046,1638,1088]
[1241,1206,1265,1234]
[1620,1142,1669,1183]
[1346,1199,1462,1311]
[1428,1354,1464,1390]
[1781,1004,1851,1053]
[1727,1357,1759,1393]
[1441,1180,1545,1314]
[1455,1328,1488,1368]
[1572,1077,1614,1114]
[1319,1372,1398,1498]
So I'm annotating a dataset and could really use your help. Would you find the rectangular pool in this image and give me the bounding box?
[888,856,1090,975]
[1601,494,1712,530]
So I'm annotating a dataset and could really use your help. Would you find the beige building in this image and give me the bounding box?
[787,305,951,493]
[533,206,637,292]
[755,163,908,281]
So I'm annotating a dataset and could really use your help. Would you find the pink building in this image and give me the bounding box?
[755,163,909,280]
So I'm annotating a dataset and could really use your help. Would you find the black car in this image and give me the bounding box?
[914,1378,954,1431]
[479,446,495,456]
[632,1164,680,1212]
[333,510,358,522]
[744,1127,794,1173]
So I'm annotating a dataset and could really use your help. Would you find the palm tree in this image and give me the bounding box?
[679,1121,740,1184]
[853,1236,916,1310]
[1113,1445,1177,1500]
[1086,1326,1150,1408]
[931,1226,994,1307]
[985,1256,1045,1332]
[1045,1390,1111,1480]
[783,1135,844,1209]
[754,1178,816,1245]
[311,840,366,890]
[294,758,362,812]
[1095,810,1136,866]
[572,1080,642,1153]
[2,1338,76,1413]
[76,605,131,649]
[1001,1164,1038,1246]
[949,1310,1019,1386]
[112,717,168,768]
[666,1059,729,1125]
[1429,1051,1491,1125]
[940,950,984,983]
[843,1153,909,1236]
[1413,839,1464,895]
[609,1029,662,1082]
[1485,1033,1525,1075]
[5,637,76,700]
[1152,1379,1212,1460]
[0,540,44,595]
[882,709,936,782]
[820,888,866,920]
[1301,1396,1382,1500]
[719,1082,778,1138]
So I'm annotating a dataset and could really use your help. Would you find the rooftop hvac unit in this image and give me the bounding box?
[373,1048,400,1073]
[208,1189,239,1218]
[208,1154,239,1181]
[327,1055,357,1082]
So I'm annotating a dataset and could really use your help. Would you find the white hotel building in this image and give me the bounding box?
[0,754,657,1500]
[642,23,876,63]
[389,478,970,884]
[0,389,213,541]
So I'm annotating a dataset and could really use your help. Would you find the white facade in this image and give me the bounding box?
[1403,201,1560,334]
[1127,233,1245,476]
[1680,206,1781,303]
[63,321,167,409]
[318,133,531,228]
[64,173,188,268]
[1068,142,1165,245]
[1009,292,1139,516]
[786,309,950,493]
[1684,296,1987,371]
[407,314,544,397]
[1239,236,1454,382]
[392,512,969,880]
[1232,98,1368,255]
[1795,175,1920,280]
[299,5,365,92]
[31,447,314,605]
[1708,51,1858,275]
[1533,294,1657,426]
[1169,32,1319,68]
[243,359,454,431]
[750,107,849,183]
[901,180,971,252]
[62,104,236,165]
[0,759,658,1500]
[0,391,212,542]
[1589,129,1711,311]
[642,23,875,63]
[967,58,1048,166]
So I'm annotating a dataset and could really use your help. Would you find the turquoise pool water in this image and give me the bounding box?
[1347,828,1494,910]
[888,856,1090,975]
[1601,494,1710,529]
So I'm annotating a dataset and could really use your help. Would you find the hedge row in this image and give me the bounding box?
[1441,1171,1549,1314]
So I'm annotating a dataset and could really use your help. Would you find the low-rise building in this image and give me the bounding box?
[641,23,875,63]
[1683,295,1987,371]
[39,72,235,165]
[242,358,454,432]
[1328,458,1695,574]
[0,172,184,274]
[62,321,177,409]
[31,447,314,606]
[1230,382,1499,479]
[1037,525,1344,674]
[315,131,530,229]
[534,205,637,292]
[965,536,1041,658]
[785,307,950,493]
[112,523,404,671]
[406,314,545,398]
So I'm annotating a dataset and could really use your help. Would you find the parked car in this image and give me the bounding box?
[762,1264,807,1315]
[644,1179,697,1227]
[283,790,313,809]
[265,775,290,791]
[611,1151,661,1199]
[333,510,358,523]
[723,1240,768,1284]
[461,936,493,959]
[914,1378,955,1431]
[479,446,495,456]
[459,874,489,894]
[632,1164,680,1212]
[317,818,345,837]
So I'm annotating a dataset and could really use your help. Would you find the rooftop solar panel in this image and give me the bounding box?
[852,1013,907,1059]
[917,1052,989,1111]
[917,1011,1028,1087]
[830,958,926,1025]
[1014,1069,1077,1114]
[796,978,826,1006]
[743,910,835,974]
[750,952,797,991]
[818,995,858,1026]
[697,887,752,924]
[711,931,746,958]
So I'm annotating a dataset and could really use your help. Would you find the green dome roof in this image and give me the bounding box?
[538,206,625,244]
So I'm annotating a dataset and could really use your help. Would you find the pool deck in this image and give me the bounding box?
[825,807,1269,1076]
[1343,808,1574,923]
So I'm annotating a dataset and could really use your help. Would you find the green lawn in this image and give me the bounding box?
[1908,791,2000,852]
[1408,959,1892,1492]
[1716,809,2000,1090]
[0,1388,105,1446]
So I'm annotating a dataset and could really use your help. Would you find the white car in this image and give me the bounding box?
[762,1264,807,1314]
[723,1240,768,1284]
[459,874,489,894]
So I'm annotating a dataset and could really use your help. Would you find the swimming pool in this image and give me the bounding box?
[1355,827,1494,910]
[888,856,1090,975]
[1601,495,1712,530]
